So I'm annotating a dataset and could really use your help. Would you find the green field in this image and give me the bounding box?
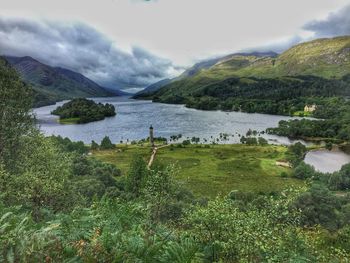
[92,144,302,198]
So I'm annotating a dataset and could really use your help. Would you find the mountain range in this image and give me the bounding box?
[4,56,126,107]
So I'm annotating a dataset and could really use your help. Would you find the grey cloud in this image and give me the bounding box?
[0,17,181,89]
[303,4,350,37]
[242,35,304,54]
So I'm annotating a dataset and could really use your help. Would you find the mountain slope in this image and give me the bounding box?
[133,78,172,97]
[140,36,350,115]
[146,36,350,103]
[179,51,278,79]
[4,56,121,107]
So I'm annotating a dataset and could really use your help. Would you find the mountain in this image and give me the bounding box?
[144,36,350,100]
[133,78,172,98]
[4,56,122,107]
[140,36,350,114]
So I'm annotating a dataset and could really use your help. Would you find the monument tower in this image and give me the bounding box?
[149,125,154,147]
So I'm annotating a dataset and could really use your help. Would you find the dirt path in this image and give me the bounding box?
[147,144,170,169]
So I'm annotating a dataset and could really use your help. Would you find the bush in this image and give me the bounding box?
[293,162,317,180]
[91,140,99,150]
[100,136,115,150]
[258,137,268,145]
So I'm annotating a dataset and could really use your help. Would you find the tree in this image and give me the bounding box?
[0,58,34,172]
[328,163,350,190]
[144,165,178,222]
[91,140,99,150]
[286,142,307,166]
[258,137,268,146]
[293,162,317,180]
[294,184,342,231]
[0,134,80,219]
[100,136,115,150]
[125,155,149,197]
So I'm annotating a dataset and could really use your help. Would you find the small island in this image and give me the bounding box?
[51,98,116,124]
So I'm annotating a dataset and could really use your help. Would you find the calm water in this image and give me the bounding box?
[34,97,308,145]
[304,147,350,173]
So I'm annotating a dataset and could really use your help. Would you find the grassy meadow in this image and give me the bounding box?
[92,144,302,198]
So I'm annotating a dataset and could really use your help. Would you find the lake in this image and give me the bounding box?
[34,96,309,145]
[304,147,350,173]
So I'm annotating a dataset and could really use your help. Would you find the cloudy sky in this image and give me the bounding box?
[0,0,349,91]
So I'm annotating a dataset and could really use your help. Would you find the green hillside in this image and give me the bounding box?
[141,36,350,104]
[203,36,350,80]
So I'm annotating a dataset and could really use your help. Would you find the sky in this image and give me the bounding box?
[0,0,349,91]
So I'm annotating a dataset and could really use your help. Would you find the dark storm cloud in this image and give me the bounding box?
[0,17,181,89]
[303,4,350,37]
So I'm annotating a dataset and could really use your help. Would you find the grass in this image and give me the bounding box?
[58,117,80,124]
[92,144,302,198]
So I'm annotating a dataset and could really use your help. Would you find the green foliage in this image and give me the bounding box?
[91,140,99,150]
[49,135,88,154]
[285,142,307,167]
[100,136,115,150]
[51,98,116,124]
[125,155,149,198]
[258,137,268,146]
[0,134,81,219]
[268,98,350,142]
[0,58,34,172]
[293,162,317,180]
[293,184,345,231]
[185,189,320,262]
[146,37,350,108]
[328,163,350,191]
[182,140,191,146]
[71,155,121,201]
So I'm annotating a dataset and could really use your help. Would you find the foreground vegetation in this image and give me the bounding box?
[51,98,116,124]
[2,58,350,262]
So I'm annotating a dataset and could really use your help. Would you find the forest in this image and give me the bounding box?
[1,47,350,262]
[51,98,116,124]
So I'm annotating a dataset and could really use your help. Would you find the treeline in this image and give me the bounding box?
[51,98,116,123]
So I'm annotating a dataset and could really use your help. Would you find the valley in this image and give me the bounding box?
[2,26,350,260]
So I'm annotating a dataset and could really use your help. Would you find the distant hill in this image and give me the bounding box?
[133,78,172,98]
[4,56,123,107]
